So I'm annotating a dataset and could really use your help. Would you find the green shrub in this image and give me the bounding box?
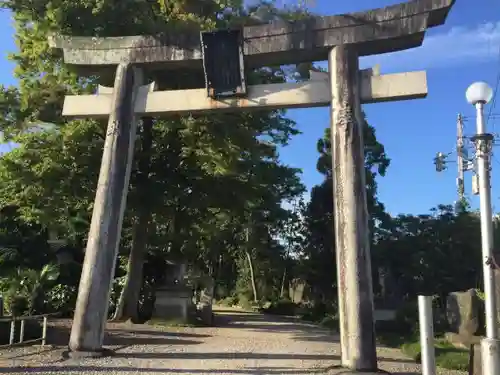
[218,295,239,307]
[299,301,328,322]
[401,341,421,360]
[236,294,249,309]
[46,284,77,313]
[4,294,29,316]
[393,300,419,334]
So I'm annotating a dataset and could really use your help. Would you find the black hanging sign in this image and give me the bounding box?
[200,29,247,99]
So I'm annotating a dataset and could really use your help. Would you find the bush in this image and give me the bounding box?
[237,294,254,310]
[299,301,329,322]
[46,284,77,314]
[3,294,29,316]
[393,300,419,334]
[218,295,239,307]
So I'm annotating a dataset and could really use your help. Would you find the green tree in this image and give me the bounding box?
[0,0,307,321]
[300,116,390,303]
[374,205,483,301]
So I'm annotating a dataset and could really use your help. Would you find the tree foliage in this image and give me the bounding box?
[0,0,307,320]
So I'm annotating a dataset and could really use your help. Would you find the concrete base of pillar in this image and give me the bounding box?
[63,348,115,359]
[481,338,500,375]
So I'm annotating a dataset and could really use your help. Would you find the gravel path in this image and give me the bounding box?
[0,307,466,375]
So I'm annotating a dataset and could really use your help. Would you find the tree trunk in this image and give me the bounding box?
[112,117,154,323]
[280,267,287,298]
[112,211,151,322]
[244,228,258,303]
[245,250,258,303]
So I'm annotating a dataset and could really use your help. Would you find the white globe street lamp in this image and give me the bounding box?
[466,81,493,105]
[466,81,500,375]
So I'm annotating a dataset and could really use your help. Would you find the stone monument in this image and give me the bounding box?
[152,260,194,323]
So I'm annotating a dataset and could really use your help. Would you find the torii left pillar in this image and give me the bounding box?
[69,63,143,356]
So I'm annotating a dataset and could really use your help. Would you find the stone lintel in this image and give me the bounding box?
[48,0,455,71]
[62,70,428,119]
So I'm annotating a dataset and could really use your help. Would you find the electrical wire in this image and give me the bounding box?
[487,42,500,129]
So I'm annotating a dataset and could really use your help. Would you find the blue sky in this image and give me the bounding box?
[276,0,500,215]
[1,0,500,215]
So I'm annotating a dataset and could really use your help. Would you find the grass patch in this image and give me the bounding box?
[377,331,416,348]
[401,338,469,371]
[217,296,238,307]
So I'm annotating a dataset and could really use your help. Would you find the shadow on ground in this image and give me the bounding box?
[111,351,340,360]
[46,325,205,347]
[214,309,341,345]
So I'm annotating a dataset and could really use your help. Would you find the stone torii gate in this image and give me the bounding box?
[48,0,455,371]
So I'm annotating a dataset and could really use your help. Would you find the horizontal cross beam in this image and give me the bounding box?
[48,0,455,70]
[62,71,427,119]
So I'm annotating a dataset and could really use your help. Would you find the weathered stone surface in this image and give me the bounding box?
[62,71,428,119]
[47,0,455,72]
[289,278,307,304]
[153,285,194,322]
[329,44,376,371]
[470,343,481,375]
[446,289,481,340]
[68,63,143,354]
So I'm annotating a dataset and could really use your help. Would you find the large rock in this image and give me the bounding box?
[446,289,481,344]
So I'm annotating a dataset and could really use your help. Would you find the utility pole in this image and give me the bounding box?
[434,114,478,208]
[466,81,500,375]
[456,114,465,202]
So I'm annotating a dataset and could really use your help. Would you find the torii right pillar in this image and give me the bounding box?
[329,45,377,370]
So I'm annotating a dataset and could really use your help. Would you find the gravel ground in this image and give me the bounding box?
[0,307,466,375]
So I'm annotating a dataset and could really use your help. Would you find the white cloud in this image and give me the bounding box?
[313,22,500,72]
[360,22,500,71]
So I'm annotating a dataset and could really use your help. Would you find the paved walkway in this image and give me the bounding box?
[0,307,465,375]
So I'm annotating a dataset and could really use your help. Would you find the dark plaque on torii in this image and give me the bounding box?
[49,0,455,371]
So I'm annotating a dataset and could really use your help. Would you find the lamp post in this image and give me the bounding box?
[466,81,500,375]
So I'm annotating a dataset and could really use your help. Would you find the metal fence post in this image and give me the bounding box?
[418,295,436,375]
[41,316,48,346]
[19,319,25,343]
[9,318,15,345]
